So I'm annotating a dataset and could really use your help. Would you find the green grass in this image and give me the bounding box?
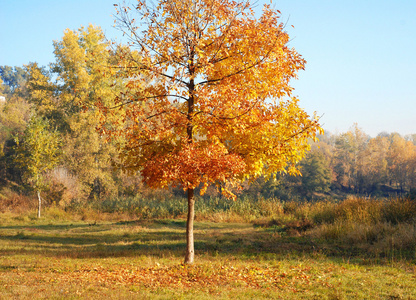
[0,217,415,299]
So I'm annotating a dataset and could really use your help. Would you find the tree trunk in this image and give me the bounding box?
[184,56,196,264]
[184,188,195,264]
[37,190,41,218]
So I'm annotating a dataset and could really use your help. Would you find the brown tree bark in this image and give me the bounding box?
[184,188,195,264]
[184,56,196,264]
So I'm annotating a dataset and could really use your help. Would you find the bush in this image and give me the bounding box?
[0,187,35,213]
[381,198,416,224]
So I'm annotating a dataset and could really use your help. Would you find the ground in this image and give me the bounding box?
[0,219,415,299]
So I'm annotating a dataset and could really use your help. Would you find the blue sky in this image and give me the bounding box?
[1,0,415,137]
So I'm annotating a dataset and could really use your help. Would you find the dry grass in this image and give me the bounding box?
[1,188,416,260]
[0,219,415,299]
[301,198,416,259]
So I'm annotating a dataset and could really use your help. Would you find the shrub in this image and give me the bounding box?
[0,187,35,213]
[381,198,416,224]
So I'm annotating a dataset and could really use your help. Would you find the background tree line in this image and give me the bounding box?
[1,26,415,209]
[244,124,416,201]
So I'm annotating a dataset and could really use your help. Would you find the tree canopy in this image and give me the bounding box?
[97,0,322,263]
[103,0,322,194]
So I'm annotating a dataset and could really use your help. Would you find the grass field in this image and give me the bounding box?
[0,215,415,299]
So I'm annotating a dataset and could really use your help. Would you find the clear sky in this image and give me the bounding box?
[1,0,415,137]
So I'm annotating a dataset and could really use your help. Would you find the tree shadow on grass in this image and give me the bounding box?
[0,223,91,231]
[0,221,189,259]
[0,221,268,259]
[0,220,413,264]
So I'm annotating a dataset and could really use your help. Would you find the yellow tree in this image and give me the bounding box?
[25,63,57,123]
[388,134,416,193]
[361,136,389,192]
[14,116,61,218]
[102,0,322,263]
[333,124,368,192]
[27,25,126,201]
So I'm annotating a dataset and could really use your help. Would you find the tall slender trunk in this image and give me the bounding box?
[184,78,195,264]
[184,51,196,264]
[37,190,41,218]
[185,43,195,264]
[184,188,195,264]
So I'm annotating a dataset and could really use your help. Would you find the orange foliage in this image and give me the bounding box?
[98,0,322,199]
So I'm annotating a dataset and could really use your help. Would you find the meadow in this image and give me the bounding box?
[0,194,415,299]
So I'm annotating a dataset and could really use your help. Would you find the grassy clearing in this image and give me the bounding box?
[0,217,415,299]
[1,193,415,298]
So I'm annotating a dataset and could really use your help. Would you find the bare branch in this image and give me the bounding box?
[110,93,188,109]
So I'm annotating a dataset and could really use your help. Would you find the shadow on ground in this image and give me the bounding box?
[0,219,412,264]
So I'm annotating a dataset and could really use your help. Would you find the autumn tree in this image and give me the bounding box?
[360,135,389,193]
[25,63,59,127]
[387,134,416,192]
[101,0,321,263]
[333,124,368,192]
[24,26,127,201]
[52,25,132,200]
[14,116,61,218]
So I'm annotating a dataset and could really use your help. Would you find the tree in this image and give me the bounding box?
[25,63,58,124]
[387,134,415,193]
[360,136,389,193]
[14,116,61,218]
[100,0,321,263]
[299,150,332,199]
[52,25,130,200]
[0,66,26,95]
[333,124,368,192]
[25,26,126,202]
[0,68,31,184]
